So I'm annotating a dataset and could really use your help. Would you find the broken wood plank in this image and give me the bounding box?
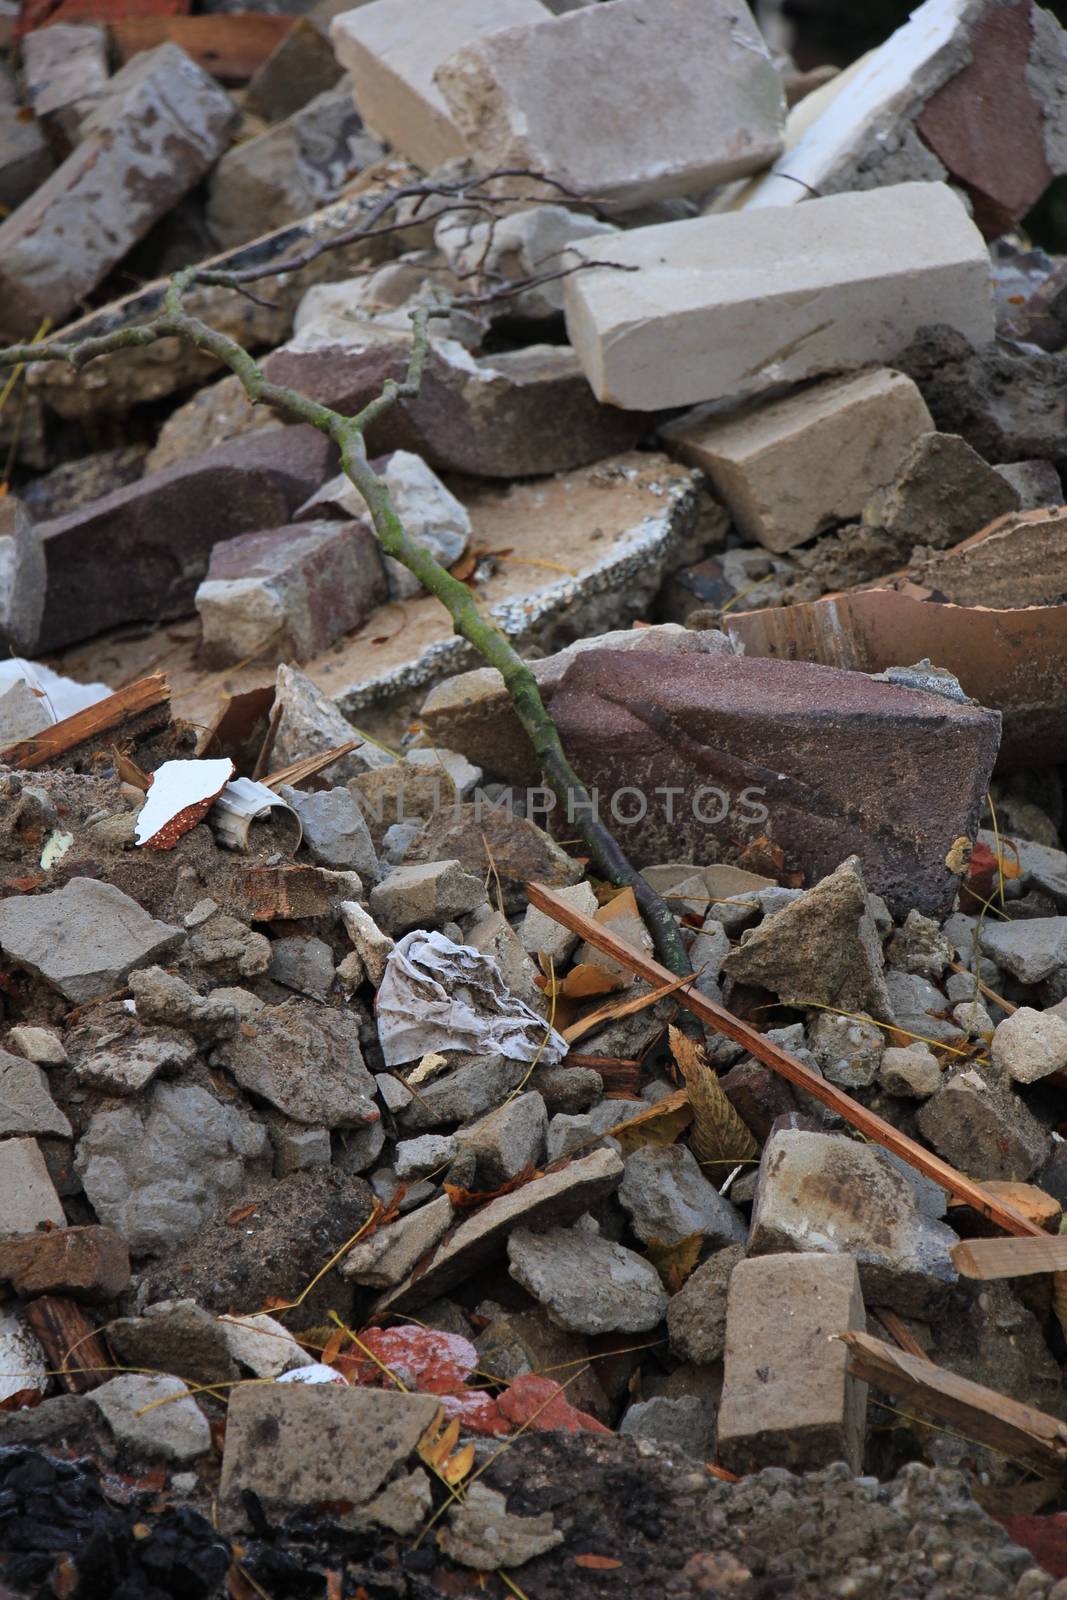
[109,14,291,80]
[23,1295,112,1395]
[525,881,1045,1241]
[243,864,339,922]
[262,741,360,792]
[567,1054,643,1099]
[0,673,170,771]
[841,1330,1067,1476]
[952,1235,1067,1279]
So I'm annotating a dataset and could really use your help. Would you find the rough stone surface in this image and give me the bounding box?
[0,878,183,1006]
[507,1223,669,1334]
[128,966,237,1041]
[399,1054,528,1133]
[0,1225,129,1301]
[36,427,335,653]
[438,1481,563,1569]
[981,916,1067,985]
[618,1394,713,1461]
[453,1091,547,1189]
[666,1242,745,1365]
[0,496,45,657]
[863,431,1019,551]
[339,900,394,987]
[885,970,962,1046]
[219,1311,313,1378]
[68,1017,196,1096]
[436,203,618,319]
[406,805,582,915]
[749,1129,959,1314]
[991,1005,1067,1084]
[0,45,236,340]
[21,21,108,129]
[0,71,53,215]
[330,0,547,170]
[563,183,993,411]
[219,1382,441,1530]
[246,17,344,123]
[806,1010,884,1089]
[268,935,336,1000]
[196,519,387,667]
[370,859,487,935]
[662,367,933,554]
[74,1083,270,1256]
[437,0,785,208]
[0,1048,71,1137]
[917,1068,1052,1182]
[107,1300,238,1388]
[717,1253,867,1476]
[0,1138,65,1232]
[550,651,1000,918]
[273,662,387,786]
[277,785,380,880]
[880,1042,943,1098]
[394,1134,456,1181]
[218,1000,379,1128]
[618,1145,746,1251]
[91,1374,210,1465]
[340,1194,454,1288]
[6,1025,66,1066]
[377,452,471,599]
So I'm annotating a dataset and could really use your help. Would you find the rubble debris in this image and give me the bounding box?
[217,1000,379,1127]
[916,1067,1052,1182]
[717,1253,867,1475]
[438,1482,562,1568]
[0,44,236,340]
[564,182,993,411]
[617,1144,746,1251]
[20,21,108,135]
[435,0,786,208]
[0,1138,66,1231]
[507,1222,670,1334]
[135,756,234,849]
[862,430,1020,550]
[369,858,487,934]
[90,1373,210,1465]
[991,1006,1067,1084]
[0,57,52,213]
[0,877,184,1004]
[0,497,46,658]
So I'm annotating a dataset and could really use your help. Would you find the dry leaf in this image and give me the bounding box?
[321,1328,344,1367]
[575,1554,623,1570]
[561,962,623,1000]
[602,1088,692,1156]
[442,1440,475,1485]
[645,1232,703,1294]
[225,1203,258,1226]
[669,1025,757,1166]
[444,1164,538,1212]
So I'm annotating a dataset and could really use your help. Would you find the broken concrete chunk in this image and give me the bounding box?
[0,496,45,658]
[862,431,1020,551]
[370,859,488,935]
[21,22,108,132]
[807,1011,884,1090]
[196,519,388,668]
[0,44,237,341]
[69,1020,196,1097]
[128,967,238,1041]
[339,900,394,987]
[374,1147,622,1314]
[399,1054,529,1133]
[377,452,471,600]
[880,1043,943,1099]
[75,1083,270,1256]
[617,1145,746,1252]
[279,786,379,881]
[507,1224,669,1334]
[749,1129,958,1314]
[0,79,53,214]
[716,1253,867,1476]
[37,427,335,654]
[207,84,382,251]
[436,203,618,319]
[0,878,183,1005]
[980,917,1067,985]
[407,805,581,916]
[916,1068,1052,1181]
[108,1300,239,1388]
[0,1225,129,1302]
[219,1382,441,1530]
[218,1001,379,1128]
[340,1194,454,1288]
[991,1006,1067,1084]
[564,183,993,411]
[330,0,548,170]
[7,1025,66,1066]
[247,17,345,123]
[454,1091,547,1189]
[666,1242,745,1365]
[0,1048,70,1138]
[723,858,891,1022]
[91,1374,210,1465]
[662,369,934,555]
[219,1312,314,1378]
[436,0,784,209]
[439,1482,563,1569]
[550,650,1000,917]
[521,880,598,965]
[0,1139,65,1232]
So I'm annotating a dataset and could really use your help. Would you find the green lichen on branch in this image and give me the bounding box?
[0,267,691,978]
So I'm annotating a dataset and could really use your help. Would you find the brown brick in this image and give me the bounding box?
[0,1225,130,1301]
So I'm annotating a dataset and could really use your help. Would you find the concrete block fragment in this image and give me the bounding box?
[0,496,45,657]
[0,44,236,340]
[246,18,345,123]
[21,23,109,133]
[196,519,388,667]
[0,1139,66,1232]
[436,0,785,209]
[330,0,547,170]
[662,369,934,554]
[563,182,994,412]
[436,204,618,319]
[92,1374,210,1464]
[916,1067,1052,1181]
[992,1006,1067,1084]
[862,431,1019,549]
[716,1253,867,1475]
[0,877,183,1005]
[370,859,487,934]
[0,61,53,212]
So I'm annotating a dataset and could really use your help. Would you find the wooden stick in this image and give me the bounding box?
[525,881,1044,1240]
[841,1331,1067,1475]
[262,740,360,792]
[952,1235,1067,1279]
[873,1307,930,1360]
[23,1296,112,1395]
[562,969,695,1045]
[0,673,169,770]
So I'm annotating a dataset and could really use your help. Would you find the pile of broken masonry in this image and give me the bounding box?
[5,0,1067,1595]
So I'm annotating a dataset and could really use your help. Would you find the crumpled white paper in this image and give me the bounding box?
[375,929,567,1068]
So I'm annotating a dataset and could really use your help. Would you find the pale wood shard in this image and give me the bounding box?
[525,881,1045,1240]
[262,741,361,792]
[840,1330,1067,1476]
[23,1295,112,1395]
[952,1235,1067,1279]
[0,673,170,771]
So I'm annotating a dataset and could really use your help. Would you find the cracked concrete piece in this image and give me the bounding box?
[563,182,993,411]
[0,44,236,340]
[991,1006,1067,1084]
[340,1194,454,1288]
[0,1049,70,1137]
[91,1374,210,1464]
[436,0,785,209]
[0,877,183,1005]
[330,0,547,170]
[618,1145,746,1251]
[508,1223,669,1334]
[218,1001,379,1128]
[0,1139,66,1232]
[916,1068,1052,1181]
[439,1482,563,1569]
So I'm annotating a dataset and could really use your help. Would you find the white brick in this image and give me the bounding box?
[563,182,994,412]
[435,0,785,210]
[662,368,934,553]
[330,0,547,171]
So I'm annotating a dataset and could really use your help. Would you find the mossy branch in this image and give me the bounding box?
[0,268,690,978]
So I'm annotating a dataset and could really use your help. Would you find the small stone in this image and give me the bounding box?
[886,971,962,1045]
[887,910,956,980]
[340,1194,454,1288]
[268,935,336,1000]
[339,900,394,987]
[269,1120,332,1175]
[952,998,994,1038]
[108,1299,238,1387]
[722,857,892,1022]
[281,785,380,879]
[666,1242,746,1365]
[370,859,487,935]
[395,1134,456,1181]
[618,1145,746,1251]
[375,452,471,599]
[219,1312,313,1378]
[0,877,183,1005]
[619,1395,712,1461]
[218,1000,378,1128]
[0,1225,129,1301]
[375,1073,413,1113]
[273,663,389,786]
[716,1253,867,1475]
[528,1063,602,1115]
[521,880,598,964]
[20,22,108,130]
[438,1482,563,1570]
[461,905,546,1014]
[992,1007,1067,1084]
[69,1018,195,1096]
[128,966,237,1040]
[404,746,482,800]
[0,1048,71,1137]
[507,1224,668,1334]
[806,1011,884,1089]
[545,1100,647,1163]
[454,1091,547,1189]
[750,1129,958,1314]
[365,1468,434,1536]
[880,1043,942,1099]
[91,1374,210,1465]
[981,917,1067,985]
[0,1139,65,1231]
[436,203,618,320]
[863,432,1019,553]
[405,804,582,915]
[917,1069,1051,1182]
[399,1054,529,1133]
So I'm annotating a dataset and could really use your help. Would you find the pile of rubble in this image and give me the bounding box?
[4,0,1067,1595]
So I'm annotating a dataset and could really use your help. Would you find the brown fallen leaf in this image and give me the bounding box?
[225,1203,258,1226]
[603,1088,692,1156]
[669,1025,758,1166]
[444,1164,539,1213]
[575,1554,623,1570]
[646,1232,703,1294]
